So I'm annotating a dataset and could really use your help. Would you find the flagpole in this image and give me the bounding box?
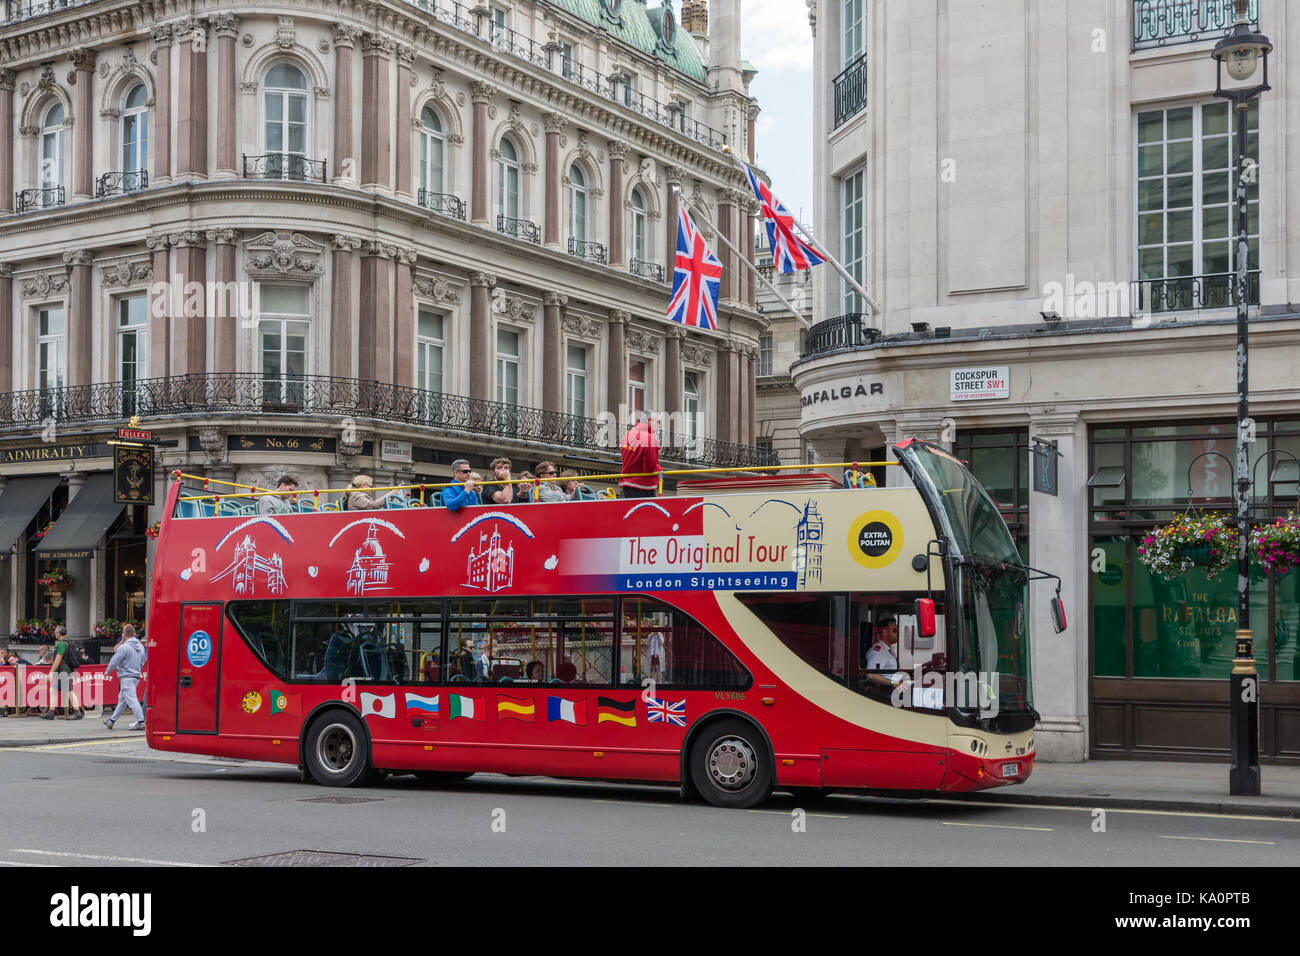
[674,187,813,329]
[721,146,881,319]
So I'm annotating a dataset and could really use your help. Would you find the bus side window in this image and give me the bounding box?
[625,597,750,689]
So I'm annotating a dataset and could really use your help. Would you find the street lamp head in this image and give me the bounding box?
[1213,2,1273,86]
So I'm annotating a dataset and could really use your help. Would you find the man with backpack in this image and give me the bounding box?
[103,624,147,730]
[38,626,84,720]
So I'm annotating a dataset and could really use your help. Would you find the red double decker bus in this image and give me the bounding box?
[145,440,1062,808]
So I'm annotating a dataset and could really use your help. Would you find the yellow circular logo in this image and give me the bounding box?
[847,510,904,569]
[241,691,263,714]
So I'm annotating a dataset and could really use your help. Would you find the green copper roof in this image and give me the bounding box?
[546,0,707,84]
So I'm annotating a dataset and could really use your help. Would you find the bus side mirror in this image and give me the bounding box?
[1050,595,1068,634]
[914,598,936,638]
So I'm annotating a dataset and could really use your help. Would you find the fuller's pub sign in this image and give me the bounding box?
[114,445,154,505]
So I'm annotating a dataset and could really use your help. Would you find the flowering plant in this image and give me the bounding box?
[35,566,75,588]
[12,618,56,639]
[145,521,162,539]
[94,619,124,639]
[34,521,55,539]
[1251,513,1300,576]
[1137,512,1237,581]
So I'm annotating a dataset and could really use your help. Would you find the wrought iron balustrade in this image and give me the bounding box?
[498,214,541,244]
[95,169,148,198]
[801,313,877,357]
[417,188,467,221]
[242,153,327,183]
[15,186,65,212]
[630,258,665,283]
[1132,272,1261,314]
[0,0,91,25]
[1132,0,1257,51]
[834,55,868,128]
[0,372,778,468]
[567,237,608,264]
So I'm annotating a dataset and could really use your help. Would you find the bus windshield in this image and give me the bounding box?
[952,560,1032,715]
[896,441,1021,564]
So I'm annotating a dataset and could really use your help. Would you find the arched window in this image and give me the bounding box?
[40,102,65,202]
[120,83,149,189]
[630,186,648,264]
[419,106,445,199]
[263,63,309,179]
[568,163,588,242]
[497,136,521,221]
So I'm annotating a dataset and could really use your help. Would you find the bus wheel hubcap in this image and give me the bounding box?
[318,725,356,773]
[708,738,756,791]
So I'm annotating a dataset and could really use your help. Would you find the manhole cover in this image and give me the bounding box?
[296,796,383,805]
[224,850,421,867]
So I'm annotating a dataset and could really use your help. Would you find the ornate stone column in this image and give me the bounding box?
[176,18,209,178]
[664,165,682,271]
[395,46,414,197]
[747,102,759,164]
[0,263,13,389]
[64,475,90,642]
[214,14,240,176]
[171,231,207,375]
[542,291,567,412]
[747,346,757,448]
[359,242,394,382]
[152,26,172,184]
[608,141,627,267]
[361,34,395,190]
[470,82,494,225]
[718,190,737,303]
[543,113,564,248]
[469,271,496,399]
[331,234,360,379]
[0,71,15,213]
[332,26,360,184]
[715,342,734,444]
[607,310,628,418]
[146,233,171,377]
[70,50,95,199]
[741,346,756,446]
[743,197,757,308]
[62,250,92,386]
[207,229,238,372]
[394,248,416,386]
[664,326,685,444]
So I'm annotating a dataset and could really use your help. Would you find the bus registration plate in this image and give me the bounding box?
[1002,762,1019,778]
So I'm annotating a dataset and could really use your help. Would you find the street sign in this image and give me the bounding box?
[114,445,155,504]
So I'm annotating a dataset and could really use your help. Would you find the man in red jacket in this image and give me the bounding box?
[620,417,660,498]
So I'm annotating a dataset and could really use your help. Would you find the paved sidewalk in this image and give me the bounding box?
[2,715,1297,817]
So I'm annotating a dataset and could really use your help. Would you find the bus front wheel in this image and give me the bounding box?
[305,711,375,787]
[689,719,772,809]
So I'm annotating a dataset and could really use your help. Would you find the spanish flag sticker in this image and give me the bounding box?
[497,695,536,722]
[597,697,636,727]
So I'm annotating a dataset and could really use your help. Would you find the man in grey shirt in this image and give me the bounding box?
[104,624,147,730]
[259,475,298,515]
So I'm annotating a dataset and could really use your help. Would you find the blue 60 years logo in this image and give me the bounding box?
[187,630,213,668]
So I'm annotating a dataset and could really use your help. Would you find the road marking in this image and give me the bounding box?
[3,739,132,752]
[592,799,674,808]
[0,860,56,867]
[12,848,207,867]
[919,798,1300,824]
[942,821,1053,832]
[748,809,850,819]
[1157,835,1274,845]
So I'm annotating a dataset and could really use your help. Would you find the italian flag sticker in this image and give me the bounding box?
[449,695,485,721]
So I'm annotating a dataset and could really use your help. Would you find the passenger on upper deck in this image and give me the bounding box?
[533,461,568,502]
[258,475,298,515]
[442,460,480,512]
[345,475,385,511]
[485,458,515,505]
[620,418,660,499]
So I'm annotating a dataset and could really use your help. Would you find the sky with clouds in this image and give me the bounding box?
[742,0,816,230]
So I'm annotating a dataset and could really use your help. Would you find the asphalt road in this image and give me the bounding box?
[2,737,1297,867]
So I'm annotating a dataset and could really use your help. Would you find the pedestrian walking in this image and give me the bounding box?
[37,626,83,720]
[103,624,147,730]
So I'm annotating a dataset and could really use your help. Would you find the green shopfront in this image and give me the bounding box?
[1088,419,1300,761]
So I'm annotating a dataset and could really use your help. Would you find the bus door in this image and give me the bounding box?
[176,604,223,733]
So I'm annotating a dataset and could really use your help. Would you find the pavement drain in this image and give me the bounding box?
[224,850,421,867]
[296,796,384,805]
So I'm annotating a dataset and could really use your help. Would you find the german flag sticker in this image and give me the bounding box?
[596,697,636,727]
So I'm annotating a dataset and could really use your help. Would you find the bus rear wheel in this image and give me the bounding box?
[305,711,374,787]
[690,719,772,809]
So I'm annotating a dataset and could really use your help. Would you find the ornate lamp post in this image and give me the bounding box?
[1211,0,1271,797]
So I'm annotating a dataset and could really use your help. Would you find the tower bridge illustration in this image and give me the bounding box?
[211,535,287,595]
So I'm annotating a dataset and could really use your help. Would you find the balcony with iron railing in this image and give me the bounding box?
[14,186,65,212]
[0,373,779,469]
[95,169,148,198]
[1133,271,1261,313]
[0,0,94,25]
[498,214,541,244]
[1132,0,1258,51]
[801,314,879,358]
[242,153,328,183]
[417,188,467,221]
[833,55,868,129]
[629,257,665,283]
[567,236,607,264]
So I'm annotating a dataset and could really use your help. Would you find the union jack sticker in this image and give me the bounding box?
[646,697,686,727]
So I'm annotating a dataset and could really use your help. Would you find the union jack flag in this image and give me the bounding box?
[744,164,826,274]
[646,697,687,727]
[666,206,722,330]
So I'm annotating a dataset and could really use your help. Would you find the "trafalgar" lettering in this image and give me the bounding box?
[801,382,883,408]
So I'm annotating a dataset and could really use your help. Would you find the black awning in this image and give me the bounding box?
[34,473,123,559]
[0,475,62,554]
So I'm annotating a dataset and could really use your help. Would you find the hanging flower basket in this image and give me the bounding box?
[1137,512,1237,581]
[36,566,75,590]
[1251,513,1300,576]
[145,521,162,540]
